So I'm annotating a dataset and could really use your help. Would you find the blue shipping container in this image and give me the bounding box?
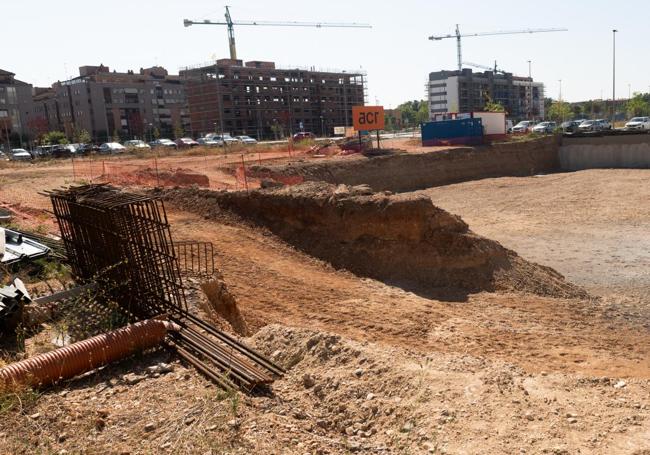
[421,118,484,146]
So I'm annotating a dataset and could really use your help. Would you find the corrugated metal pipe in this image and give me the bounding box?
[0,319,179,388]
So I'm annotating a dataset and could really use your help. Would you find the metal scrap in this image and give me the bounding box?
[1,227,51,265]
[0,278,31,330]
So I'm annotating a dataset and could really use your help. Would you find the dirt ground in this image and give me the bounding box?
[0,145,649,454]
[420,169,650,300]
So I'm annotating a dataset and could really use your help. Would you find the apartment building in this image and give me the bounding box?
[180,59,366,139]
[0,69,35,145]
[32,65,190,142]
[428,68,544,120]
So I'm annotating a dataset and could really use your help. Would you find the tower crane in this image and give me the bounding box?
[184,6,372,60]
[429,25,568,72]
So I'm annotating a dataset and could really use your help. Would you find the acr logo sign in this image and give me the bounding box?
[352,106,385,131]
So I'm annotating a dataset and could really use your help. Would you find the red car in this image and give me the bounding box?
[175,137,199,148]
[292,132,316,142]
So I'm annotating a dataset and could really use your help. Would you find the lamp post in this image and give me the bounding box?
[528,60,533,120]
[612,29,618,123]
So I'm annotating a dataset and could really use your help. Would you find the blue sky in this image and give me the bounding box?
[5,0,649,107]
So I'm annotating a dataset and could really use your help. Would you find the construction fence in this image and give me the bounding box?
[70,147,305,191]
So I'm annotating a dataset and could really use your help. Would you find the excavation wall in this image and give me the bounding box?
[560,134,650,170]
[251,136,560,193]
[163,184,584,300]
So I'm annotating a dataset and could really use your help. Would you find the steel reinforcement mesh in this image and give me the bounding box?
[47,184,283,391]
[49,184,186,318]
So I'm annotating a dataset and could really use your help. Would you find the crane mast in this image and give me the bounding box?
[429,25,568,71]
[184,7,372,60]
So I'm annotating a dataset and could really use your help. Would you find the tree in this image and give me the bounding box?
[484,95,505,113]
[73,128,91,144]
[42,131,68,145]
[625,93,650,117]
[173,123,185,140]
[547,101,572,122]
[153,127,160,140]
[572,104,583,117]
[112,129,121,143]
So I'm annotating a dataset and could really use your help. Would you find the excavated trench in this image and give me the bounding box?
[162,182,585,301]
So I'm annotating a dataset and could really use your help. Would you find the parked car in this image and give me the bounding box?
[149,138,177,149]
[292,131,316,141]
[33,145,55,158]
[532,121,557,134]
[10,149,32,161]
[560,120,583,134]
[208,134,238,145]
[175,137,199,148]
[624,116,650,131]
[597,119,612,130]
[511,121,535,133]
[0,150,7,160]
[77,143,100,154]
[99,142,126,154]
[197,137,224,147]
[124,140,151,150]
[235,135,258,145]
[578,120,603,132]
[51,144,75,158]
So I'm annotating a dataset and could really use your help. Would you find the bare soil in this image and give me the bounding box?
[0,145,648,454]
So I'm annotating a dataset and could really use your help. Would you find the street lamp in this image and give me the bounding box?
[528,60,533,120]
[612,29,618,123]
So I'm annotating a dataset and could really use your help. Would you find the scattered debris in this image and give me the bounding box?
[1,227,50,265]
[0,277,31,330]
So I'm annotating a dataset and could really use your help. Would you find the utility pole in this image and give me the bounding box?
[527,60,532,120]
[612,29,617,123]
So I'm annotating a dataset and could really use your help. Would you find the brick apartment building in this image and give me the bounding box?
[0,69,35,148]
[428,68,545,120]
[32,65,190,143]
[180,59,366,139]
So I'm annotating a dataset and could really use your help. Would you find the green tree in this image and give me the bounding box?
[572,104,583,117]
[73,128,91,144]
[112,130,120,143]
[625,93,650,117]
[415,102,429,124]
[42,131,68,145]
[484,95,505,113]
[547,101,572,122]
[173,123,185,140]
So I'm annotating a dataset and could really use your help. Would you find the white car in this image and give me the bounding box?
[511,121,535,133]
[207,134,239,145]
[10,149,32,161]
[236,135,258,144]
[531,122,557,134]
[625,117,650,131]
[197,137,224,147]
[124,140,151,149]
[99,142,126,154]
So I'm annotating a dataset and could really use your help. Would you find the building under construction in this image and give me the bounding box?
[181,59,366,139]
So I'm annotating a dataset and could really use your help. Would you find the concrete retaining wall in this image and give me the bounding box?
[560,134,650,170]
[255,136,560,193]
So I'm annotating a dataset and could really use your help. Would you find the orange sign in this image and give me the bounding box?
[352,106,385,131]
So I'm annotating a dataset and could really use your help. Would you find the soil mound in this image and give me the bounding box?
[163,183,586,299]
[111,167,210,187]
